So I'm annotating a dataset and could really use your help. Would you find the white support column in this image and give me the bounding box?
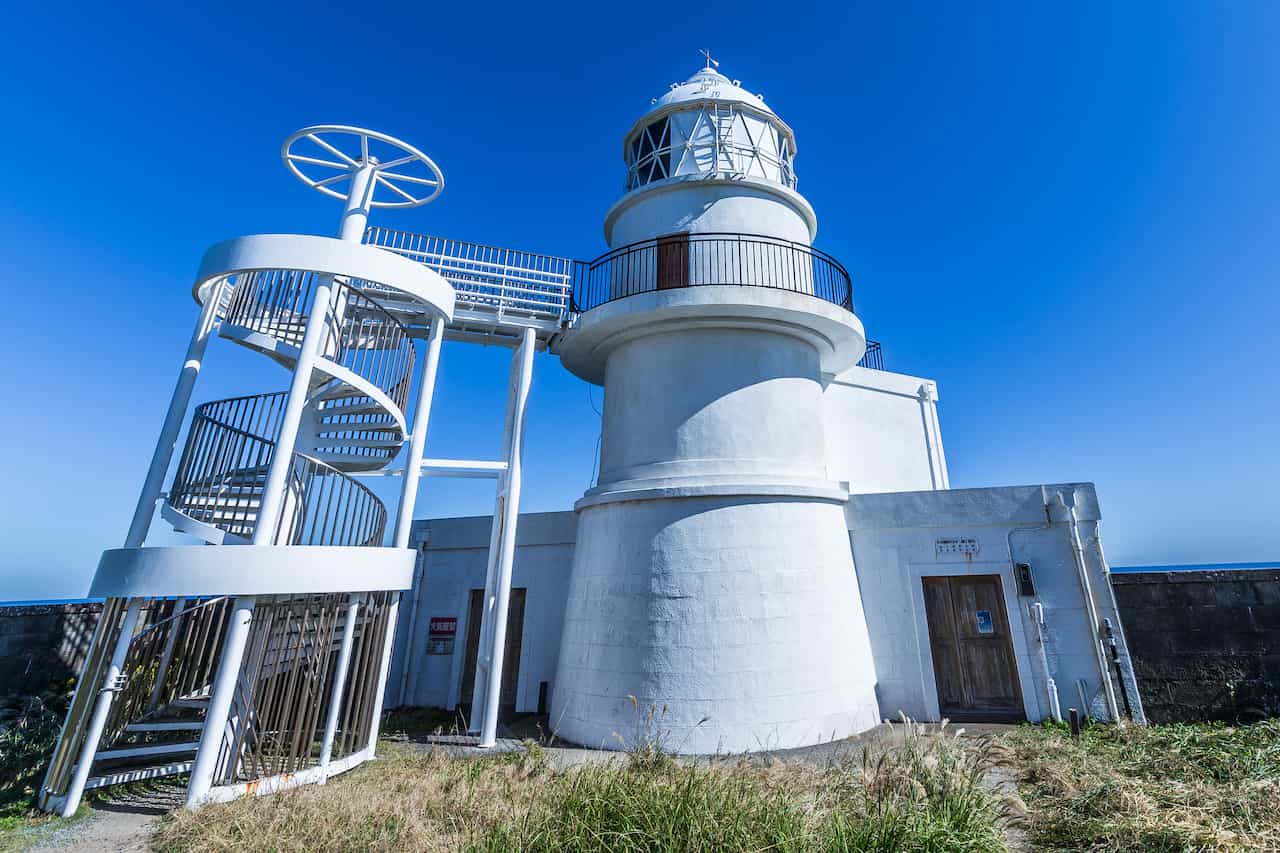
[467,338,524,733]
[60,598,143,817]
[253,164,376,542]
[187,596,255,808]
[125,282,225,547]
[319,595,362,770]
[478,328,535,748]
[392,318,445,548]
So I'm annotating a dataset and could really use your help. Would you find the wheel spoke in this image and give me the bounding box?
[313,172,352,188]
[376,171,439,186]
[361,133,369,165]
[375,175,419,203]
[306,133,358,166]
[287,154,352,171]
[375,153,419,170]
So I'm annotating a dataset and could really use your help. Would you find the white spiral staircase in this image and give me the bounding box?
[164,270,416,549]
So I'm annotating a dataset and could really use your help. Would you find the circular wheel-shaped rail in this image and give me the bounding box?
[282,125,444,208]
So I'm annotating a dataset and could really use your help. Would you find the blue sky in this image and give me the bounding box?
[1,2,1277,601]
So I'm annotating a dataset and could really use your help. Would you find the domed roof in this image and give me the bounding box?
[646,65,775,117]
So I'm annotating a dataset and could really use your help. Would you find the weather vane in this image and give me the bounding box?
[699,48,719,69]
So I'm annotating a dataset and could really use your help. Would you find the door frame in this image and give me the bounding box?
[921,574,1025,722]
[908,561,1042,723]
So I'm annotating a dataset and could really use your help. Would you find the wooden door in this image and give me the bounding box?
[656,233,689,290]
[459,588,526,714]
[922,575,1024,721]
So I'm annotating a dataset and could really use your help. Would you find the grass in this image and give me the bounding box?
[1002,719,1280,851]
[154,719,1011,852]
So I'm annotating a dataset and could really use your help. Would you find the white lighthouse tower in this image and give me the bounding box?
[553,61,881,752]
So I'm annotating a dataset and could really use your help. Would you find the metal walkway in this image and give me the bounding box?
[364,226,581,347]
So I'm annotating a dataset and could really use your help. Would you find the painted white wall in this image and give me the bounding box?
[847,483,1143,724]
[599,327,828,487]
[606,180,814,246]
[823,365,949,494]
[387,512,575,713]
[552,495,880,753]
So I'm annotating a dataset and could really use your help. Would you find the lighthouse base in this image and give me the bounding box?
[550,493,880,754]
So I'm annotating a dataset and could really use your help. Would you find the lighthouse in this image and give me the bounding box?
[553,62,882,752]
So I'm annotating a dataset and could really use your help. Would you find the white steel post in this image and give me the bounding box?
[364,595,401,752]
[253,163,376,543]
[59,598,143,817]
[478,328,535,748]
[319,595,362,770]
[392,318,445,548]
[187,596,255,808]
[125,283,225,547]
[467,339,524,733]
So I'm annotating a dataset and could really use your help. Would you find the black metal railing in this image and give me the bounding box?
[572,233,853,314]
[858,340,884,371]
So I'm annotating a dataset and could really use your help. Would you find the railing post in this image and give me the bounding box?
[59,598,143,817]
[319,594,362,771]
[187,596,255,808]
[147,598,190,712]
[125,281,225,547]
[363,593,400,753]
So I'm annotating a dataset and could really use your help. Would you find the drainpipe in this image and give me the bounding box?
[1057,490,1121,724]
[1030,602,1062,722]
[1008,524,1059,722]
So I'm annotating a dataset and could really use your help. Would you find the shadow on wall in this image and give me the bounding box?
[0,603,102,708]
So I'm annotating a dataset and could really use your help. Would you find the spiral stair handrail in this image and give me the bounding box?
[166,268,416,548]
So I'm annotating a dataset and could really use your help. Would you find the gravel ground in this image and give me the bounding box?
[20,785,183,853]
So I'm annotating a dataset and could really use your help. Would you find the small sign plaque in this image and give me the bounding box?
[427,617,457,655]
[975,610,994,635]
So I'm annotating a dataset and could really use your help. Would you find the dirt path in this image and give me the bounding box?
[22,786,182,853]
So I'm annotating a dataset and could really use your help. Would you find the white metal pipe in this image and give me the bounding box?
[250,276,334,543]
[467,340,524,733]
[339,163,377,243]
[125,283,224,547]
[1030,602,1062,722]
[397,544,428,706]
[255,163,378,541]
[186,596,255,808]
[59,598,143,817]
[319,595,362,770]
[1060,492,1121,723]
[479,328,536,748]
[467,352,521,732]
[392,318,445,548]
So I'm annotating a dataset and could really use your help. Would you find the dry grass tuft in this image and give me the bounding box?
[155,721,1011,852]
[1003,719,1280,852]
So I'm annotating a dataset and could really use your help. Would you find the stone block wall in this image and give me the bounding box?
[1112,570,1280,723]
[0,602,103,699]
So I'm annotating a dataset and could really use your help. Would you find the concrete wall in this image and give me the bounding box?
[386,512,576,714]
[847,483,1144,724]
[823,366,948,494]
[389,487,1170,735]
[0,602,102,698]
[1112,569,1280,722]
